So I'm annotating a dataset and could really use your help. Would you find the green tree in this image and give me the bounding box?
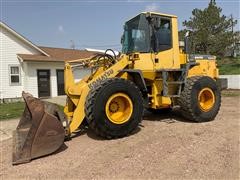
[182,0,237,57]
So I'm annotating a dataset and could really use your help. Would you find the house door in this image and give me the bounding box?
[56,69,65,95]
[37,70,50,98]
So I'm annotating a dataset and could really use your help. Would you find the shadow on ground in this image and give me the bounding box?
[76,109,197,141]
[143,109,196,123]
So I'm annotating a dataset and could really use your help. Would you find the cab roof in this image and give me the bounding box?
[126,12,177,22]
[142,12,177,18]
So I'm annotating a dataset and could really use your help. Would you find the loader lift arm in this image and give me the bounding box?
[64,55,130,134]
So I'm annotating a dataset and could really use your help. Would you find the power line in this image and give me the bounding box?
[76,44,122,48]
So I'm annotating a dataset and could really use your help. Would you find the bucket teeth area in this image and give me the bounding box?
[12,129,31,165]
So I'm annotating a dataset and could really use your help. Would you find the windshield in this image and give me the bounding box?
[122,14,150,54]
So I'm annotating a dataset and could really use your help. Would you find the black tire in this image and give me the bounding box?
[85,78,144,139]
[179,76,221,122]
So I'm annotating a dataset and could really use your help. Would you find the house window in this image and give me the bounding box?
[9,65,21,85]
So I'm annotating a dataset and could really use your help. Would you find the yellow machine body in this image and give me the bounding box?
[13,12,222,165]
[64,12,219,134]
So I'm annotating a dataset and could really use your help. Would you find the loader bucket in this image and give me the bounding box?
[12,92,66,165]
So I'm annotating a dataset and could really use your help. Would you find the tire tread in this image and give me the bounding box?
[179,76,221,122]
[85,78,143,139]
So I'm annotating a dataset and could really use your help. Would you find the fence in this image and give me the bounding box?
[220,75,240,89]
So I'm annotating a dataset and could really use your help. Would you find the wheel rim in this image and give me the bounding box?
[198,88,215,112]
[105,93,133,124]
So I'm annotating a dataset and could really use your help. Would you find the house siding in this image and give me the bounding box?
[25,62,91,98]
[73,68,91,82]
[0,25,41,99]
[220,75,240,89]
[0,23,92,100]
[25,62,64,97]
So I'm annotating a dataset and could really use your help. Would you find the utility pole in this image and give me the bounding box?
[70,40,75,49]
[230,14,235,57]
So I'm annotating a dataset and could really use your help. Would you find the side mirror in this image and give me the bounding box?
[184,31,190,54]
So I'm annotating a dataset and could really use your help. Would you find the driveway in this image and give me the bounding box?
[0,96,239,179]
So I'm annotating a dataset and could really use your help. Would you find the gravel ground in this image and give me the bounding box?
[0,97,239,179]
[0,119,18,141]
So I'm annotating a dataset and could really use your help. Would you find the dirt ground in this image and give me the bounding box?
[0,97,239,179]
[0,119,18,141]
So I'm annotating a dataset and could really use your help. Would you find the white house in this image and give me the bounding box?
[0,22,96,102]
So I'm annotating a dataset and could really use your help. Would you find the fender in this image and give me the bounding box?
[120,69,148,106]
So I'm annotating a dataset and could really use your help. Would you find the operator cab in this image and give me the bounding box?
[121,12,180,70]
[122,12,173,54]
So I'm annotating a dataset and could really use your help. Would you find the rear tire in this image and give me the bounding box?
[179,76,221,122]
[85,78,144,139]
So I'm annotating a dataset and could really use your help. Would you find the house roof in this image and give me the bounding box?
[0,22,49,56]
[40,46,98,61]
[18,46,99,62]
[17,54,60,62]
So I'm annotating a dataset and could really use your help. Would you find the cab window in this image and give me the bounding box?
[155,18,172,51]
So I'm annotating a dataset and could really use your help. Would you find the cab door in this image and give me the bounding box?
[153,16,180,70]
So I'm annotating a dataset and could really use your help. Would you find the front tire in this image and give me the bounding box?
[85,78,144,139]
[179,76,221,122]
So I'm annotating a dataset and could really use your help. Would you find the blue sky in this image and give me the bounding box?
[1,0,239,50]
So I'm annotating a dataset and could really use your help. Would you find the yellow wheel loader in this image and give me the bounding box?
[12,12,227,165]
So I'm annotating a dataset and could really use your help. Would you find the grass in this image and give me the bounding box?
[0,102,25,120]
[57,104,64,111]
[0,90,238,121]
[0,57,238,121]
[0,101,64,121]
[217,57,240,75]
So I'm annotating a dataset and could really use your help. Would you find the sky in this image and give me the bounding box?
[1,0,239,51]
